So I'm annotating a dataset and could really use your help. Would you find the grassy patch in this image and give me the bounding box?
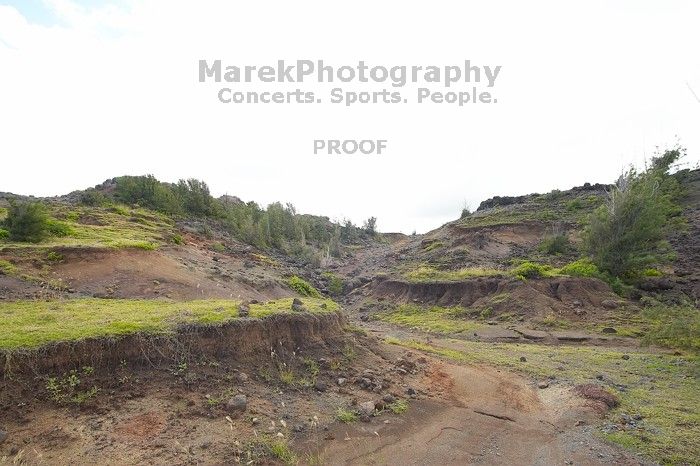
[336,407,358,423]
[0,203,173,250]
[404,265,504,282]
[387,399,409,414]
[287,275,321,297]
[243,436,297,465]
[379,304,485,334]
[0,297,338,350]
[386,337,700,465]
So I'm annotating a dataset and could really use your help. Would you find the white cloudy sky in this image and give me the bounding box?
[1,1,699,233]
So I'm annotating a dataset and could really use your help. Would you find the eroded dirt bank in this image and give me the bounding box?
[2,312,344,378]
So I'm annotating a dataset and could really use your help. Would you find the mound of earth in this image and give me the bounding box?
[366,276,626,321]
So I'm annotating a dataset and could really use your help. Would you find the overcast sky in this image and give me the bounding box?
[1,1,699,233]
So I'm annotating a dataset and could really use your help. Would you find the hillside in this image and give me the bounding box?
[0,168,698,465]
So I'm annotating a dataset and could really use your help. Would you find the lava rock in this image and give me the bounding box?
[519,356,527,362]
[314,381,328,392]
[601,300,619,309]
[226,394,247,412]
[601,327,617,334]
[358,401,376,416]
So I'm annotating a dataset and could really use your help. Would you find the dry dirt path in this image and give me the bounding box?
[304,360,647,466]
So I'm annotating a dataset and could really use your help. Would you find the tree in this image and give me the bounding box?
[4,201,49,243]
[585,146,684,278]
[363,216,377,235]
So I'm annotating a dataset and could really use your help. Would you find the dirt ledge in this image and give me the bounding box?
[2,311,345,377]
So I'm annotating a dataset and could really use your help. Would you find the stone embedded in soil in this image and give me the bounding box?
[538,381,549,389]
[514,327,548,340]
[0,430,7,444]
[314,381,328,392]
[519,356,527,362]
[621,354,630,360]
[337,377,347,386]
[235,372,249,383]
[291,298,306,312]
[553,332,590,342]
[383,394,396,403]
[226,394,247,412]
[601,299,619,309]
[601,327,617,334]
[359,401,376,416]
[238,303,250,317]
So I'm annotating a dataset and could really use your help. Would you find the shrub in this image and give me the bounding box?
[538,234,570,255]
[46,219,74,237]
[0,228,9,240]
[79,189,108,206]
[511,261,554,280]
[558,258,600,277]
[210,242,225,252]
[287,275,321,297]
[4,201,49,243]
[585,146,684,278]
[322,272,344,296]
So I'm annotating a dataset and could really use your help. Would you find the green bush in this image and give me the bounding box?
[511,261,554,280]
[322,272,344,296]
[46,219,74,237]
[4,201,49,243]
[287,275,321,297]
[585,146,684,278]
[558,258,600,277]
[79,189,108,207]
[0,228,9,240]
[538,235,570,255]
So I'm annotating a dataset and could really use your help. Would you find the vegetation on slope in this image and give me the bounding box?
[0,297,338,349]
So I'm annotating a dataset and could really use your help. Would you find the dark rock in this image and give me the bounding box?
[291,298,306,312]
[383,394,396,403]
[314,381,328,392]
[0,430,7,444]
[519,356,527,362]
[621,354,630,360]
[238,303,250,317]
[596,374,604,380]
[226,394,247,412]
[601,300,618,309]
[601,327,617,334]
[405,387,417,396]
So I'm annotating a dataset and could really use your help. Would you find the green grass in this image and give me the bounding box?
[287,275,321,297]
[244,436,297,465]
[336,407,358,423]
[387,399,409,414]
[0,203,173,250]
[404,265,504,282]
[0,297,338,350]
[379,304,485,334]
[386,337,700,465]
